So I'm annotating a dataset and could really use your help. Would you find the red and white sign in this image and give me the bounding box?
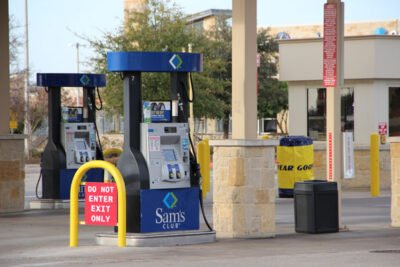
[323,3,337,87]
[378,122,387,135]
[85,182,117,226]
[328,132,333,181]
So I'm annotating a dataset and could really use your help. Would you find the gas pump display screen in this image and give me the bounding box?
[76,140,87,150]
[163,149,177,161]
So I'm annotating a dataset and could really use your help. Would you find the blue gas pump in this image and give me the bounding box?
[37,73,106,200]
[107,52,207,233]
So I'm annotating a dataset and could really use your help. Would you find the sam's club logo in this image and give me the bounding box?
[163,192,178,209]
[156,191,185,230]
[80,74,90,86]
[169,54,183,70]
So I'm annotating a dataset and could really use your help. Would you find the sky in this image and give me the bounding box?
[9,0,400,78]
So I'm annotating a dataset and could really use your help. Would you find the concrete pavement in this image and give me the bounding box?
[0,164,399,267]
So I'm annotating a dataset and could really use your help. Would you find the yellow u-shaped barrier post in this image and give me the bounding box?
[70,160,126,247]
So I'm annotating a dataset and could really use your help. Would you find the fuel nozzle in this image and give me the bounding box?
[190,154,201,187]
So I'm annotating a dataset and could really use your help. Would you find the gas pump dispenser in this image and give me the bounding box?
[107,52,206,233]
[37,73,106,200]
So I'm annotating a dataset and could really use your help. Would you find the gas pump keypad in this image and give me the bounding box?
[61,123,97,169]
[141,123,191,189]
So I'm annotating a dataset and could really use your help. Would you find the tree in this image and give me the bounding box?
[9,16,22,74]
[199,18,232,138]
[257,29,288,133]
[87,1,288,137]
[87,0,225,120]
[9,17,72,136]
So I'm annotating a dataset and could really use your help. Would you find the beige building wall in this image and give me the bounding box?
[267,19,399,39]
[287,83,307,136]
[280,36,400,145]
[286,79,399,146]
[280,36,400,82]
[280,35,400,189]
[203,17,218,32]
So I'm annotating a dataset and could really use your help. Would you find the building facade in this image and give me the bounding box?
[279,35,400,188]
[268,19,399,39]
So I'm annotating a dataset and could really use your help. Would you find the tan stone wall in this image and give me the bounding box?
[124,0,147,13]
[213,145,275,238]
[100,134,124,150]
[314,147,391,189]
[390,141,400,226]
[0,138,25,212]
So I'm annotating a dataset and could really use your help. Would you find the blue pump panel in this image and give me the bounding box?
[59,168,104,200]
[36,73,106,87]
[140,187,200,232]
[107,51,203,73]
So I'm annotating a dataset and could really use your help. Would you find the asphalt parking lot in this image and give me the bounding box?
[0,164,399,267]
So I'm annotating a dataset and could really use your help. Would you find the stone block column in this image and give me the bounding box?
[210,140,277,238]
[0,136,25,212]
[390,138,400,226]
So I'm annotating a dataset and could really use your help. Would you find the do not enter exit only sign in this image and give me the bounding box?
[85,182,117,226]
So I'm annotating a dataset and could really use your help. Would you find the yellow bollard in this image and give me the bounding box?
[261,135,270,140]
[370,133,380,197]
[70,160,126,247]
[197,140,210,199]
[103,147,122,158]
[203,139,210,196]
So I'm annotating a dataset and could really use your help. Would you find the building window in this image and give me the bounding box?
[190,21,204,32]
[389,87,400,136]
[307,87,354,141]
[194,118,207,134]
[276,32,291,40]
[216,119,224,133]
[307,88,326,140]
[215,118,232,133]
[341,87,354,132]
[258,118,277,134]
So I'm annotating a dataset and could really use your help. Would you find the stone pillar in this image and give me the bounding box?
[124,0,148,23]
[231,0,257,139]
[0,136,25,212]
[0,0,10,134]
[325,0,344,226]
[211,140,277,238]
[390,138,400,226]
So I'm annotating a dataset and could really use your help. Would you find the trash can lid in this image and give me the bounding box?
[279,136,313,146]
[294,180,338,193]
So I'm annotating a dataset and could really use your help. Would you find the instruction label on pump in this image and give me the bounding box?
[149,136,161,152]
[182,138,189,151]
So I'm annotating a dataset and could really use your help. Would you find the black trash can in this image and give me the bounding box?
[294,180,339,234]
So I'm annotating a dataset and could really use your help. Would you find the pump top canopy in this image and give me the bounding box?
[107,51,203,73]
[36,73,106,88]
